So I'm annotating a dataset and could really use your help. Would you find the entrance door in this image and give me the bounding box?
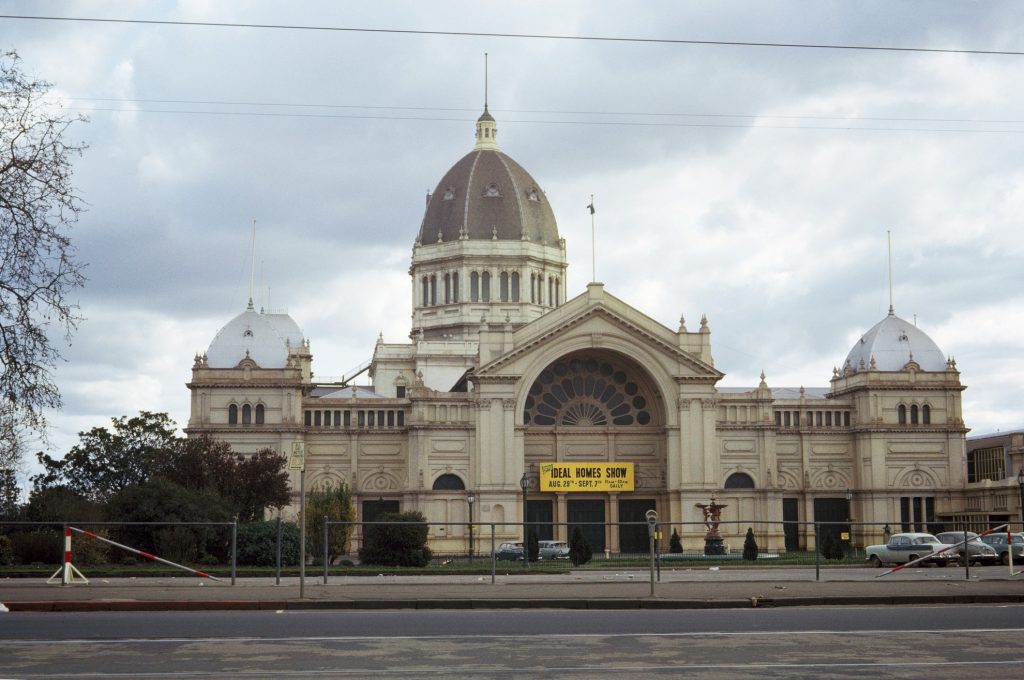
[568,499,605,553]
[362,499,400,523]
[783,498,800,551]
[813,497,849,545]
[618,499,656,554]
[527,499,553,541]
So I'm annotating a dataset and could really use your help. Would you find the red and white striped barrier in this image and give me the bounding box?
[876,523,1008,577]
[46,526,89,586]
[70,527,222,581]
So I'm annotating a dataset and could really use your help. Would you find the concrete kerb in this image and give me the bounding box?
[6,593,1024,613]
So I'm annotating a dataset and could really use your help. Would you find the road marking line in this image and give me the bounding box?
[7,627,1024,645]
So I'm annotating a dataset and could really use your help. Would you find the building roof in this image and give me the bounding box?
[206,303,304,369]
[843,310,947,372]
[416,109,559,246]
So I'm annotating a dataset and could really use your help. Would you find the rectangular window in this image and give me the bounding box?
[304,410,311,427]
[816,411,823,427]
[334,410,341,427]
[314,411,321,427]
[793,412,800,427]
[368,410,375,427]
[775,411,782,427]
[357,410,365,427]
[378,410,385,427]
[912,497,923,532]
[843,412,851,427]
[967,446,1005,483]
[397,411,405,427]
[783,412,791,427]
[344,410,351,427]
[925,497,936,532]
[825,411,832,426]
[396,385,406,398]
[900,497,911,532]
[387,411,395,427]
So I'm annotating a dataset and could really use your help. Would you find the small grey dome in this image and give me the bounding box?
[844,311,946,372]
[207,305,304,369]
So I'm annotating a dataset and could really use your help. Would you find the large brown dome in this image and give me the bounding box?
[418,148,560,246]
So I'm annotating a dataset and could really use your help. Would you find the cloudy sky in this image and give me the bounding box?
[4,1,1023,483]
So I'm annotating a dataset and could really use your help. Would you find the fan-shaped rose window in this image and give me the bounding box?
[523,354,656,426]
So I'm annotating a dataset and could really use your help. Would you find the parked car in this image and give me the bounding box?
[494,542,524,561]
[538,540,570,560]
[865,532,951,567]
[936,531,1000,566]
[980,532,1024,565]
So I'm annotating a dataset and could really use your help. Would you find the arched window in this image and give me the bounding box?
[242,404,252,425]
[530,273,536,303]
[421,277,429,307]
[429,274,437,305]
[500,272,509,302]
[511,272,520,302]
[898,404,907,424]
[910,405,919,424]
[481,271,490,302]
[228,404,238,425]
[554,278,560,306]
[548,276,554,306]
[255,404,265,425]
[444,273,451,304]
[452,272,459,302]
[471,271,479,302]
[432,473,466,491]
[922,404,931,424]
[724,472,755,489]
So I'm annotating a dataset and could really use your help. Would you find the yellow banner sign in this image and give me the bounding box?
[539,462,634,492]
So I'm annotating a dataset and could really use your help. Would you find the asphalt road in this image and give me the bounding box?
[2,605,1023,678]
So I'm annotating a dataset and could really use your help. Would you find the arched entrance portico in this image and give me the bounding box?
[519,349,668,553]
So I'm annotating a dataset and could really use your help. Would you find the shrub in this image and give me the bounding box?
[10,530,61,564]
[358,511,432,567]
[669,528,683,554]
[0,534,14,565]
[305,481,355,565]
[569,526,592,566]
[236,520,300,566]
[742,528,759,561]
[818,529,844,560]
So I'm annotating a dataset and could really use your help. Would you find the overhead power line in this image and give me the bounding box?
[63,105,1024,134]
[2,14,1022,56]
[63,96,1024,126]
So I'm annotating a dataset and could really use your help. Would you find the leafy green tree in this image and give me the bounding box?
[569,526,592,566]
[231,448,291,522]
[742,527,759,561]
[33,412,176,502]
[358,511,432,567]
[105,478,232,564]
[0,466,19,519]
[305,481,355,565]
[669,528,683,553]
[0,50,87,462]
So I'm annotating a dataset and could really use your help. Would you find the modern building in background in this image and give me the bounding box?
[186,106,998,554]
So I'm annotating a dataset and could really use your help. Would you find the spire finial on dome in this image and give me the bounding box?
[474,53,499,151]
[887,229,895,316]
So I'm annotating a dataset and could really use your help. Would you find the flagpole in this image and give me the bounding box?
[590,194,596,283]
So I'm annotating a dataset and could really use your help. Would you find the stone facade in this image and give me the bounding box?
[187,108,975,554]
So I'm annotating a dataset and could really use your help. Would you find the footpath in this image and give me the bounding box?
[3,567,1024,612]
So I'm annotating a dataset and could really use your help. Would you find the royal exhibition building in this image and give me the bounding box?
[185,106,1023,555]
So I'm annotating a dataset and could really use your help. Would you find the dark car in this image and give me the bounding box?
[936,531,999,566]
[980,532,1024,565]
[494,542,524,561]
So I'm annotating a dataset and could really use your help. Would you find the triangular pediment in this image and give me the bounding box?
[475,283,723,382]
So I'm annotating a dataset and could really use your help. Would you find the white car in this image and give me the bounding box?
[538,540,570,560]
[865,532,952,567]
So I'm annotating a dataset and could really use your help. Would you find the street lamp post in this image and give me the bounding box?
[467,491,475,563]
[1016,468,1024,531]
[520,472,529,569]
